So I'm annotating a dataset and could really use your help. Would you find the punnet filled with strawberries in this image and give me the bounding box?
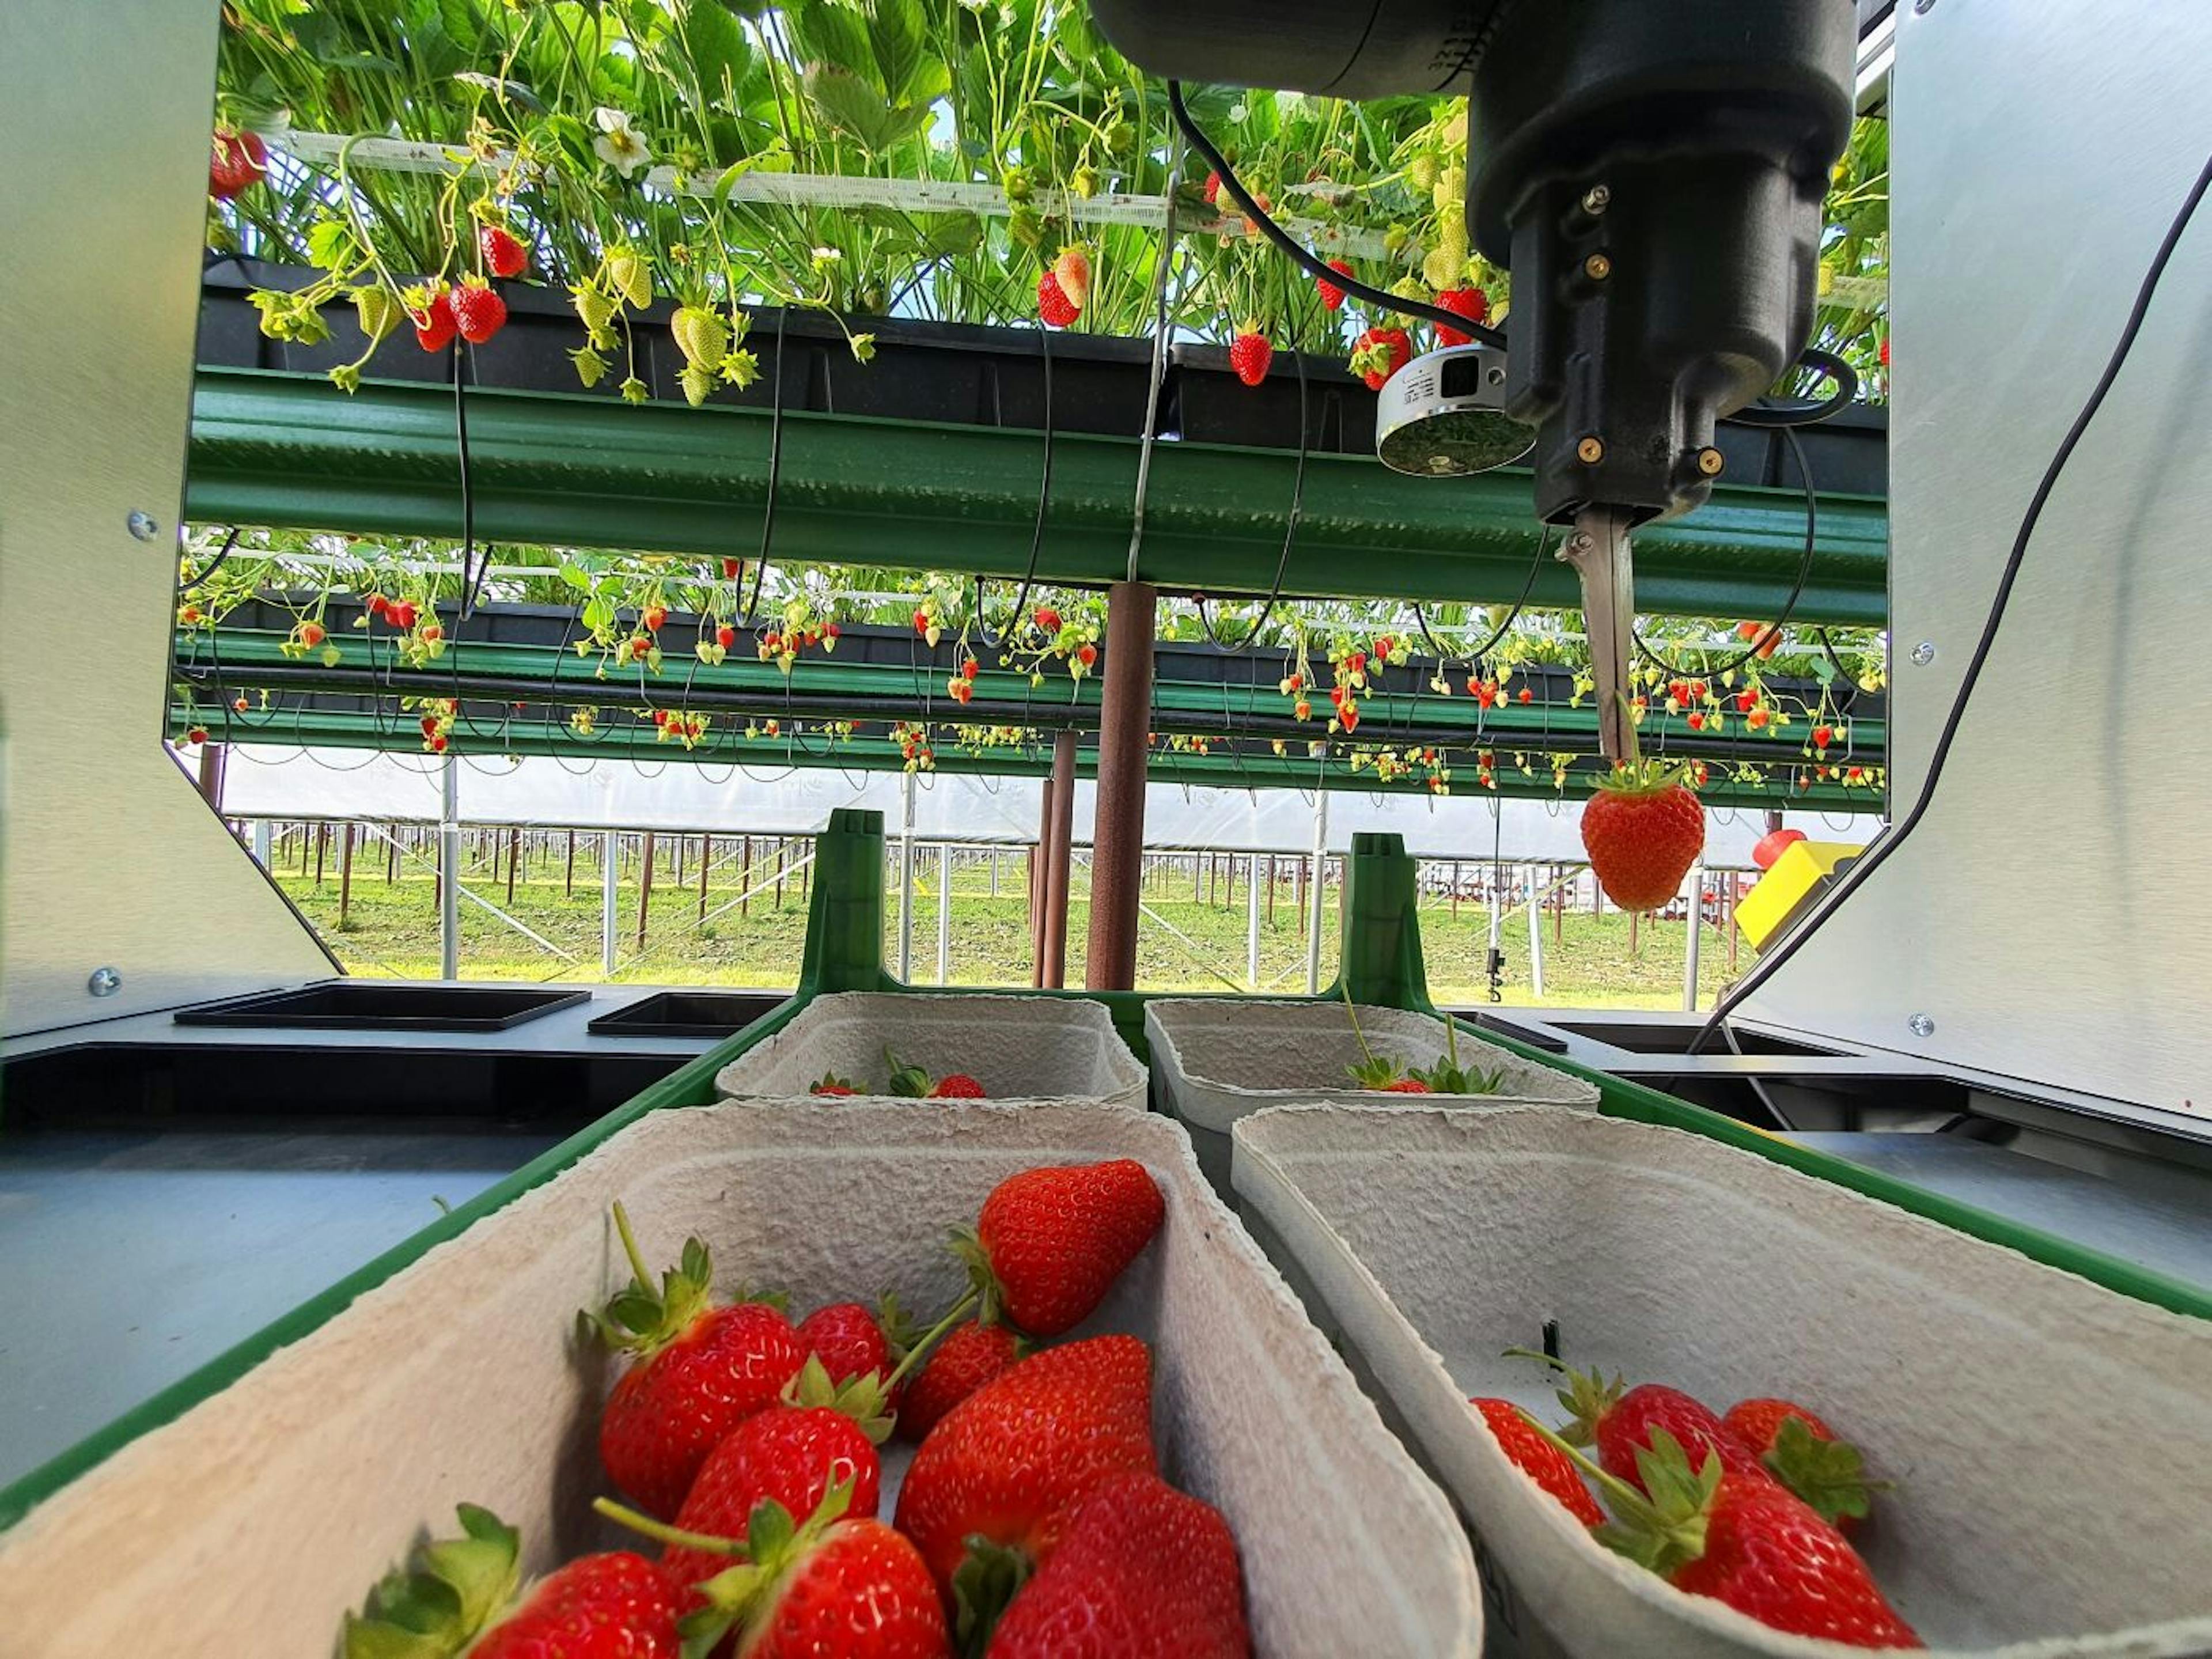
[1231,1104,2212,1658]
[715,991,1147,1111]
[1146,993,1597,1188]
[0,1102,1480,1657]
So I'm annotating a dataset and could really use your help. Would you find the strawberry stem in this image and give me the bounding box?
[611,1200,653,1291]
[1508,1406,1653,1517]
[593,1496,752,1558]
[880,1288,979,1393]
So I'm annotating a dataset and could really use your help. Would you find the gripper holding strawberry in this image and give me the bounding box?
[1571,610,1709,912]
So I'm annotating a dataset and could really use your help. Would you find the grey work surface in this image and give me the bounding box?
[1785,1132,2212,1291]
[0,1126,557,1493]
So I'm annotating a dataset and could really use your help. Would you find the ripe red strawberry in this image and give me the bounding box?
[1316,258,1354,311]
[1725,1399,1880,1532]
[1228,329,1273,386]
[582,1205,807,1518]
[884,1051,988,1100]
[1434,285,1489,346]
[344,1506,677,1659]
[1350,325,1413,391]
[930,1073,986,1099]
[1201,169,1222,204]
[609,1484,951,1658]
[1033,605,1062,634]
[185,725,209,745]
[1075,642,1097,669]
[715,623,737,649]
[1581,759,1705,912]
[1381,1078,1432,1093]
[1037,270,1079,328]
[411,288,459,353]
[1812,724,1834,748]
[809,1070,858,1097]
[643,604,668,632]
[953,1159,1165,1336]
[1514,1353,1763,1496]
[1593,1433,1921,1648]
[798,1299,905,1410]
[893,1335,1157,1613]
[1471,1399,1604,1527]
[896,1319,1023,1443]
[660,1403,884,1613]
[392,600,419,629]
[984,1472,1250,1658]
[450,279,507,344]
[479,223,529,278]
[208,127,267,200]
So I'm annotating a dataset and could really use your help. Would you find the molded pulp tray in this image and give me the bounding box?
[1147,998,1598,1188]
[716,990,1147,1109]
[0,1102,1481,1657]
[1230,1104,2212,1659]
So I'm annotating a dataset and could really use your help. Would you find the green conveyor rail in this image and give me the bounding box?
[6,812,2208,1533]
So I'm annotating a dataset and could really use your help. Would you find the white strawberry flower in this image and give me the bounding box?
[592,107,652,179]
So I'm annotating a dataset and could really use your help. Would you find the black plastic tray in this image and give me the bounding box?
[1442,1007,1571,1054]
[174,983,590,1031]
[586,990,790,1039]
[1548,1019,1845,1058]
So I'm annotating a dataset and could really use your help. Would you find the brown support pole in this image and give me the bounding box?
[741,835,752,917]
[506,826,520,906]
[1084,580,1156,991]
[699,832,712,919]
[1630,908,1641,956]
[338,823,355,930]
[1041,731,1078,988]
[775,839,787,909]
[566,830,577,897]
[196,743,227,810]
[1030,774,1054,988]
[637,830,656,951]
[314,821,328,885]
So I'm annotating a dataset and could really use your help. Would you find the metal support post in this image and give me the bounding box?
[898,768,917,981]
[1683,856,1706,1012]
[600,830,619,978]
[1245,853,1262,990]
[1526,866,1546,1001]
[1042,731,1078,988]
[936,842,953,986]
[1085,580,1157,991]
[252,818,271,868]
[438,753,460,980]
[1304,790,1330,994]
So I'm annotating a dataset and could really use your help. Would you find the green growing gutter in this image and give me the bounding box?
[186,369,1889,624]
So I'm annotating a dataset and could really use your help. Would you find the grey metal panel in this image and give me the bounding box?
[0,0,334,1037]
[1748,0,2212,1127]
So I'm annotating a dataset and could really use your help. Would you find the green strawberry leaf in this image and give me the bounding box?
[950,1536,1034,1659]
[1763,1414,1882,1527]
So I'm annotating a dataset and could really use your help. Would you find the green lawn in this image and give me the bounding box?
[273,836,1743,1010]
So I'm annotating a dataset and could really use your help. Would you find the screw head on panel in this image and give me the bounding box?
[1910,641,1937,665]
[1908,1012,1936,1037]
[88,967,123,997]
[1580,185,1611,215]
[127,510,159,541]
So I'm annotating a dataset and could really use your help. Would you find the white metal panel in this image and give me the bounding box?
[0,0,333,1037]
[1749,0,2212,1123]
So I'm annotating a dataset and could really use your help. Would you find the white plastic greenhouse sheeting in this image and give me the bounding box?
[190,744,1876,862]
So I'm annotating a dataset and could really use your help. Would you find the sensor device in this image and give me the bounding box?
[1375,343,1533,478]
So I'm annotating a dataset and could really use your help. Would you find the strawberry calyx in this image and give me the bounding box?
[599,1478,856,1659]
[1409,1015,1508,1095]
[779,1351,895,1446]
[808,1070,858,1097]
[950,1535,1036,1656]
[1503,1347,1624,1448]
[1340,983,1418,1090]
[1594,754,1695,800]
[884,1047,935,1099]
[341,1503,522,1659]
[1762,1414,1884,1529]
[577,1201,716,1361]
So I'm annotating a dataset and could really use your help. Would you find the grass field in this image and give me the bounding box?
[271,832,1745,1009]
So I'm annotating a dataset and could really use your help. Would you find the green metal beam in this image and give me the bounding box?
[179,628,1887,767]
[172,703,1874,813]
[186,369,1889,625]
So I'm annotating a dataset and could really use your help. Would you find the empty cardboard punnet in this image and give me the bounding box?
[0,1101,1481,1658]
[1148,997,1597,1188]
[717,990,1147,1108]
[1232,1103,2212,1659]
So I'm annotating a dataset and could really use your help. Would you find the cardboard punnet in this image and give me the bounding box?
[1232,1103,2212,1659]
[0,1101,1480,1658]
[717,990,1147,1108]
[1147,997,1598,1188]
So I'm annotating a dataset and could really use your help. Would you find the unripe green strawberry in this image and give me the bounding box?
[351,285,404,343]
[570,344,609,388]
[605,246,653,309]
[672,304,729,369]
[571,281,618,334]
[679,364,714,407]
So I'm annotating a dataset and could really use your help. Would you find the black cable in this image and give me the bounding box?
[744,308,790,628]
[1724,347,1858,430]
[1411,526,1555,665]
[454,340,488,621]
[179,528,243,594]
[1635,426,1817,676]
[1688,149,2212,1056]
[975,325,1052,650]
[1167,81,1506,349]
